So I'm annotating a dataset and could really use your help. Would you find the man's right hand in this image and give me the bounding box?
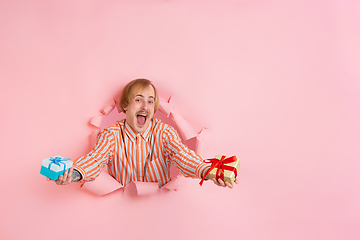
[47,167,82,185]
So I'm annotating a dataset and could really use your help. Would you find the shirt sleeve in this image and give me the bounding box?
[162,125,208,179]
[73,129,115,182]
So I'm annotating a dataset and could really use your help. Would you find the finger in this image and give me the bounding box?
[62,169,69,184]
[217,178,226,187]
[225,181,233,189]
[46,178,51,181]
[212,178,221,186]
[55,175,63,185]
[235,178,239,184]
[212,178,218,185]
[65,168,73,184]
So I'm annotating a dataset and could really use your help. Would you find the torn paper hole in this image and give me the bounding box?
[81,95,207,196]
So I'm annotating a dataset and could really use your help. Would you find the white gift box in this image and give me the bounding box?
[40,155,73,180]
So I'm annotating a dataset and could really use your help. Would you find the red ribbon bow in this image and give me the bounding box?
[199,155,238,186]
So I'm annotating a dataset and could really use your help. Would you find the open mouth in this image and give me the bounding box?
[136,113,147,126]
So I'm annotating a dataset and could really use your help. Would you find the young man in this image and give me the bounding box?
[52,79,237,188]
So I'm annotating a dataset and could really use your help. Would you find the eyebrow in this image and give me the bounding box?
[135,94,155,99]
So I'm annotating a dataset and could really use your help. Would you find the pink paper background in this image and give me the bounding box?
[1,0,359,239]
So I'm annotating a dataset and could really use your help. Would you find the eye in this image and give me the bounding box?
[148,100,154,104]
[135,99,141,102]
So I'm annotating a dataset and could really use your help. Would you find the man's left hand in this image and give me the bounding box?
[212,178,238,189]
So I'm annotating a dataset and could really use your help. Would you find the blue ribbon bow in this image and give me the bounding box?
[48,156,71,171]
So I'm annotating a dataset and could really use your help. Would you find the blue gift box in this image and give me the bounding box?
[40,156,73,180]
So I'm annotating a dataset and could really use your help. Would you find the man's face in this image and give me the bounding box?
[124,85,155,133]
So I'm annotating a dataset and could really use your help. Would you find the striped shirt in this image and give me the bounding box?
[74,118,208,187]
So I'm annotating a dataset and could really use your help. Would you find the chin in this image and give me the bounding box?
[136,123,148,133]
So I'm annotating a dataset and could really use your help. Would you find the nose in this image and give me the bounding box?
[141,100,148,110]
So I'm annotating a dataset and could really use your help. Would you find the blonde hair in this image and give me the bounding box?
[119,78,159,113]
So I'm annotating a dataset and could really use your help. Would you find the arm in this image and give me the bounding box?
[163,126,208,179]
[50,129,115,185]
[73,129,115,182]
[164,127,238,189]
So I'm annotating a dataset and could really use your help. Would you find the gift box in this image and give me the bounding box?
[200,155,240,186]
[40,156,72,180]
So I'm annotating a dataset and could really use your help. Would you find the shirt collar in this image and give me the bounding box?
[124,119,153,142]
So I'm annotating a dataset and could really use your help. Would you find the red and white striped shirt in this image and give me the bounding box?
[74,118,207,187]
